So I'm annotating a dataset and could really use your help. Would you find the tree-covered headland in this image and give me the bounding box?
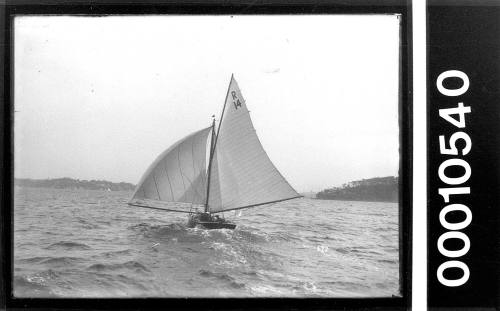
[316,176,398,203]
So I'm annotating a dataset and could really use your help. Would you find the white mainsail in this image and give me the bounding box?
[207,76,300,212]
[129,127,212,212]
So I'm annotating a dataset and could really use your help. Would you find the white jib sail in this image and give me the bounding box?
[129,127,212,212]
[208,76,300,212]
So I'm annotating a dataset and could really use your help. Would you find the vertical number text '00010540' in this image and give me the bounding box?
[435,70,472,287]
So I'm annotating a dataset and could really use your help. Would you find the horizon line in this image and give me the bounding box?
[14,175,399,193]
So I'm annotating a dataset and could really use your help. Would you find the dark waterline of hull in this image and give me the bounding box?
[187,212,237,230]
[196,221,237,230]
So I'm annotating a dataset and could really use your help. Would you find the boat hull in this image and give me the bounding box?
[187,212,236,230]
[197,221,237,230]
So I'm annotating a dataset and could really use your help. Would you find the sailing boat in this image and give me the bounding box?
[128,75,301,229]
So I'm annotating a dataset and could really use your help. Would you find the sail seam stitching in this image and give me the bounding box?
[177,146,187,195]
[191,134,196,203]
[163,160,175,200]
[152,173,161,201]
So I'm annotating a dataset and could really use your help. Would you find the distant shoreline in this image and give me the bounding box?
[15,176,399,203]
[315,197,398,204]
[316,176,398,203]
[14,178,135,192]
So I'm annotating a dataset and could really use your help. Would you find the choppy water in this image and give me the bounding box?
[14,187,400,298]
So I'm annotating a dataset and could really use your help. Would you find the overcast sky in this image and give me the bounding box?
[14,15,400,192]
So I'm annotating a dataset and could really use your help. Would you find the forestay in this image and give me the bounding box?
[129,127,212,212]
[208,76,300,212]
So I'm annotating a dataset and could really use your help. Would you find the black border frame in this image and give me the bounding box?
[1,1,412,309]
[426,1,500,309]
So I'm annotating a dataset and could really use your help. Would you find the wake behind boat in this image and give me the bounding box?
[128,75,301,229]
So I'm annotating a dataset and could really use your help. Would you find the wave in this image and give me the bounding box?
[128,222,277,244]
[198,269,245,289]
[76,217,101,229]
[18,256,84,266]
[129,223,206,243]
[377,259,397,264]
[269,231,304,242]
[101,249,133,258]
[87,261,151,274]
[14,191,400,298]
[14,275,55,297]
[249,284,289,296]
[129,222,184,234]
[374,226,396,232]
[45,241,91,250]
[290,281,323,296]
[13,270,61,297]
[232,229,269,243]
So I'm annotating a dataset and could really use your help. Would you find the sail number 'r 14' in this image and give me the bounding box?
[232,91,242,110]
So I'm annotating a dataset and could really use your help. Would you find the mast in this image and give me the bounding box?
[204,117,216,213]
[204,74,234,213]
[213,74,233,153]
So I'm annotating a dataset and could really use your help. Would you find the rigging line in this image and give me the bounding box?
[211,74,233,160]
[152,173,161,200]
[203,134,209,186]
[210,195,303,214]
[179,171,204,203]
[205,120,217,212]
[191,133,197,204]
[128,202,193,214]
[198,126,211,187]
[174,139,205,202]
[205,76,232,212]
[163,160,175,200]
[177,144,187,195]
